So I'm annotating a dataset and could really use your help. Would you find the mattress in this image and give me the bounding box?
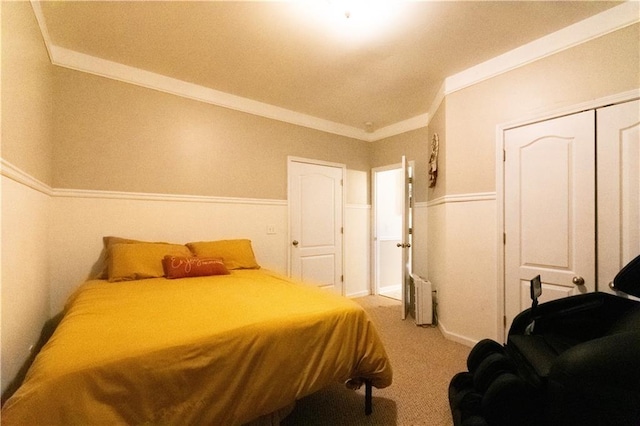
[1,269,392,425]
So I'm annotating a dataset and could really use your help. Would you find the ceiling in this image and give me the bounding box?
[36,1,627,139]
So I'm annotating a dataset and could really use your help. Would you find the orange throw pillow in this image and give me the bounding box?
[162,256,230,279]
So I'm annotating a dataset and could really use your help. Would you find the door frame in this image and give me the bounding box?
[495,88,640,341]
[371,160,414,299]
[287,156,346,294]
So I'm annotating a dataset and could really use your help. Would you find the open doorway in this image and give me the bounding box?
[372,162,413,302]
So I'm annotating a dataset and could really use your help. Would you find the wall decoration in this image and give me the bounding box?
[429,133,439,188]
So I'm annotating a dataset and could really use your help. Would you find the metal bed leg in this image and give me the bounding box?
[365,379,372,415]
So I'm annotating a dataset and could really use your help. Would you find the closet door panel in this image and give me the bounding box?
[597,99,640,294]
[504,111,596,333]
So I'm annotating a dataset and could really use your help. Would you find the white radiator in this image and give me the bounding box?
[412,274,433,325]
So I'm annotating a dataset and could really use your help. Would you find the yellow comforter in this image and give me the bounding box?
[2,270,392,425]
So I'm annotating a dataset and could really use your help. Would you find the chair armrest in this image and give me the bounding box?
[509,292,636,340]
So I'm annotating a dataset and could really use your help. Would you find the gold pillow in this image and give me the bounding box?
[93,236,169,279]
[108,242,191,282]
[186,239,260,270]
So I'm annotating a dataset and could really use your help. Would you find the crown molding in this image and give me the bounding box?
[369,113,430,141]
[50,45,371,142]
[444,1,640,96]
[31,1,639,141]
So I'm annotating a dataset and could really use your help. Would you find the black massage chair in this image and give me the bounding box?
[449,255,640,426]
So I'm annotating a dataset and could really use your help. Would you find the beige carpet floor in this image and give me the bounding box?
[281,295,471,425]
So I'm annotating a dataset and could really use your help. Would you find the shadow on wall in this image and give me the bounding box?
[1,312,63,406]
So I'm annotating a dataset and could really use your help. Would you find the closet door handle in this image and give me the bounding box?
[572,276,585,286]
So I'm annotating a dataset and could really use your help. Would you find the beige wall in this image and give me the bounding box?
[2,2,638,395]
[445,23,639,195]
[52,68,371,202]
[430,23,640,344]
[427,98,446,201]
[1,2,55,394]
[1,1,54,184]
[370,126,429,203]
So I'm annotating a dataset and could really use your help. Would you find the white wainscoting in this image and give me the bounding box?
[412,202,429,279]
[427,193,498,347]
[345,204,371,298]
[49,192,289,312]
[1,175,51,393]
[1,160,374,315]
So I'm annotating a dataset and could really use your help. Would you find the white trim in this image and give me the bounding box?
[346,203,371,210]
[287,157,347,296]
[369,114,429,141]
[52,188,286,206]
[438,321,478,348]
[414,201,429,210]
[495,88,640,342]
[50,45,370,142]
[0,159,285,206]
[287,156,346,170]
[445,2,640,96]
[30,1,639,142]
[29,0,53,62]
[0,160,52,196]
[370,160,416,300]
[427,82,447,126]
[426,192,497,208]
[346,290,370,299]
[500,89,640,132]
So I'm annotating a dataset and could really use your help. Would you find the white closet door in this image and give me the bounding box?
[504,111,596,333]
[289,160,344,295]
[597,99,640,293]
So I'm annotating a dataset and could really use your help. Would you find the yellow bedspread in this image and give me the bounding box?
[2,270,392,425]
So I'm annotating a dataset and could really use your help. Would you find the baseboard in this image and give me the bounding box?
[347,290,371,299]
[437,321,478,348]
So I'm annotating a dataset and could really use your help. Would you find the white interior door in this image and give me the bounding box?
[597,99,640,294]
[504,111,596,334]
[401,156,413,319]
[289,159,344,295]
[373,165,403,300]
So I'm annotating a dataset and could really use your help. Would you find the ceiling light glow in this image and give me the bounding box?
[293,0,404,43]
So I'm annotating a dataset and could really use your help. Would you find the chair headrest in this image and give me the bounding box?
[613,254,640,298]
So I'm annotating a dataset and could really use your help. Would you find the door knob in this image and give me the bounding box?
[292,240,299,247]
[572,276,585,286]
[397,243,403,248]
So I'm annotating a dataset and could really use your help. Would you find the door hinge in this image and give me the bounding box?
[341,227,344,234]
[503,150,506,162]
[503,233,506,245]
[409,227,413,235]
[503,315,507,327]
[408,177,413,184]
[341,275,344,282]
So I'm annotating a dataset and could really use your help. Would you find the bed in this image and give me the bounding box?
[1,238,392,425]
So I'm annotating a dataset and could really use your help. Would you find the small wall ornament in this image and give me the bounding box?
[428,133,439,188]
